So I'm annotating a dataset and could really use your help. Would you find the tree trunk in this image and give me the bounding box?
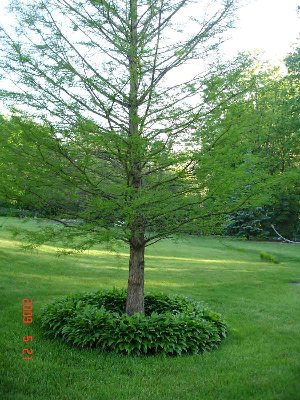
[126,243,145,315]
[125,0,145,316]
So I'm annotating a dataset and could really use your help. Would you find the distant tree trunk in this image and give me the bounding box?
[126,241,145,315]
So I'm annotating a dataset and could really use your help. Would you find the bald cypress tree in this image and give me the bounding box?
[0,0,237,314]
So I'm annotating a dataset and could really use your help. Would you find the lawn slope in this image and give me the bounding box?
[1,217,300,400]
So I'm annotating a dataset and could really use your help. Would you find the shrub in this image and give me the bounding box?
[224,207,271,240]
[40,289,227,356]
[0,207,38,218]
[260,251,280,264]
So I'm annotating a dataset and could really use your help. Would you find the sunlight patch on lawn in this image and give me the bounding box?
[145,280,187,288]
[0,270,126,287]
[0,238,276,276]
[37,245,253,265]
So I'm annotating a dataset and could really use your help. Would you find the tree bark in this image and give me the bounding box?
[125,0,145,315]
[126,242,145,315]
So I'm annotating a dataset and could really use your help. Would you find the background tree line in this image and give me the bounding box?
[198,48,300,240]
[0,47,299,241]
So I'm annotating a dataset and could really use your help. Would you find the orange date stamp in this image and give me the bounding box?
[22,298,33,360]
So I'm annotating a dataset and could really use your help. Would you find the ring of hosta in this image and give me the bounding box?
[41,289,227,356]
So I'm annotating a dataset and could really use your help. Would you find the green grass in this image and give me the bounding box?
[1,217,300,400]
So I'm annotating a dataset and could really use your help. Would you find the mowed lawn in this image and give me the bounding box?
[1,217,300,400]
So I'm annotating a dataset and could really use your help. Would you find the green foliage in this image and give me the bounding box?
[0,206,38,218]
[199,53,300,238]
[260,252,280,264]
[0,0,238,252]
[269,192,300,241]
[224,208,271,240]
[224,193,300,241]
[40,289,227,356]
